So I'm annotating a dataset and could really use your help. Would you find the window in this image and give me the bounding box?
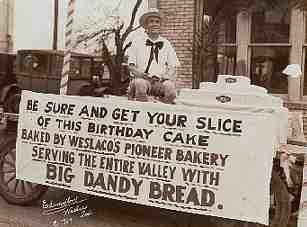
[22,53,48,75]
[216,14,237,76]
[202,0,306,98]
[218,15,236,44]
[81,59,92,79]
[203,5,237,81]
[249,1,290,94]
[251,47,289,93]
[70,58,81,78]
[251,5,290,43]
[51,55,64,77]
[217,46,237,75]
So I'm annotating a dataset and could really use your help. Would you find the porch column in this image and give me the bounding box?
[236,10,251,77]
[0,0,14,52]
[289,8,305,101]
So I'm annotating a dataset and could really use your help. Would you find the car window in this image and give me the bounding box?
[22,53,48,75]
[81,58,91,79]
[70,58,81,78]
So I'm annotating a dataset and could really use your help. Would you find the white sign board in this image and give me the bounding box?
[16,91,276,225]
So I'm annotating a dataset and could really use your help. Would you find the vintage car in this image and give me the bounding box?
[15,49,107,96]
[0,52,21,114]
[0,49,107,205]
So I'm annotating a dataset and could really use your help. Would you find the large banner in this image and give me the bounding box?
[16,91,276,225]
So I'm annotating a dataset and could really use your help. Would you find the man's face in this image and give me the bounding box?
[145,16,161,36]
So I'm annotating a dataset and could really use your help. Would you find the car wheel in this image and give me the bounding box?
[0,135,48,205]
[4,92,21,114]
[269,170,291,227]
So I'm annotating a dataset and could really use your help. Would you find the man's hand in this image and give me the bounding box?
[127,64,147,78]
[150,75,160,82]
[127,64,162,81]
[163,65,176,80]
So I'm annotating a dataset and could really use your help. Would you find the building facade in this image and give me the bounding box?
[0,0,14,52]
[151,0,307,135]
[203,0,306,98]
[143,0,203,89]
[158,0,204,89]
[203,0,307,136]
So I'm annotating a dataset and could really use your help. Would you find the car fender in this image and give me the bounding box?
[77,81,92,88]
[0,84,21,102]
[68,81,92,96]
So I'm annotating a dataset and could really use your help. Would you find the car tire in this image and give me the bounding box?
[269,169,291,227]
[4,92,21,114]
[0,134,48,205]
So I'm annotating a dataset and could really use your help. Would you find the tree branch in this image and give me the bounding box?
[123,41,132,54]
[101,38,111,62]
[122,0,143,41]
[131,25,142,33]
[101,38,114,77]
[114,29,121,53]
[74,29,114,48]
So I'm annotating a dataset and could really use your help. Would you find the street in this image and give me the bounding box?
[0,186,216,227]
[0,185,299,227]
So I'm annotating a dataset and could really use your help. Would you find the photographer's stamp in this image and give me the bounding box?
[41,195,94,226]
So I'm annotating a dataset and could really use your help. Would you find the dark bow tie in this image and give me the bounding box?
[145,39,164,63]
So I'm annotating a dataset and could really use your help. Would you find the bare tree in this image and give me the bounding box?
[73,0,143,95]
